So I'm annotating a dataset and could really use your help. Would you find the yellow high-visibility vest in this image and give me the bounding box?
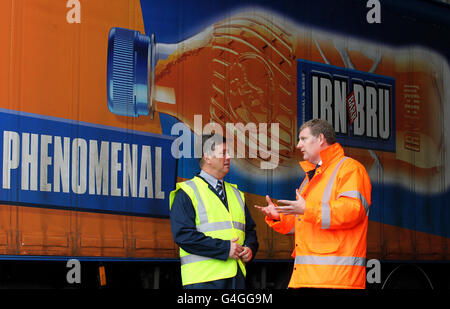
[169,176,246,286]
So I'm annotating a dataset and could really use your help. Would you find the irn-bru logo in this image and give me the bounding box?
[298,59,395,152]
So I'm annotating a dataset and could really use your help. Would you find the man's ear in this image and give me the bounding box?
[318,133,326,146]
[202,153,211,165]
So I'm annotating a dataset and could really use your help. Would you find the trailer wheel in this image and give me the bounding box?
[381,264,434,289]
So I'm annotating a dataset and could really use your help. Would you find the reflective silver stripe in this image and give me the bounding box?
[185,180,209,225]
[197,221,232,233]
[299,177,309,193]
[180,254,213,266]
[196,221,245,233]
[321,157,348,229]
[229,184,245,214]
[294,255,366,267]
[232,221,246,233]
[185,180,245,234]
[228,184,246,233]
[337,190,370,215]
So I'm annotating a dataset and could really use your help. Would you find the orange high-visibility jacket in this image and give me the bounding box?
[266,143,371,289]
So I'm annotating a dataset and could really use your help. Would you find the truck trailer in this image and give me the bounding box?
[0,0,449,289]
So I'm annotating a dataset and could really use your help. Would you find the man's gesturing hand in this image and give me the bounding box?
[275,189,306,215]
[254,195,281,220]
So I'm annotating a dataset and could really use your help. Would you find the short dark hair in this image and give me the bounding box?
[299,119,336,145]
[198,133,227,168]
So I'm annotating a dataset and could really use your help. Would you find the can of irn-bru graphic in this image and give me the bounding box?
[107,10,448,193]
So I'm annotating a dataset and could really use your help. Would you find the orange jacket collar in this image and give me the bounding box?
[299,143,345,172]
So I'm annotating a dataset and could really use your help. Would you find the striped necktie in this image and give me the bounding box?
[216,181,225,201]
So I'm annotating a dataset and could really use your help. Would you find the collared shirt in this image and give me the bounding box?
[199,170,220,188]
[170,170,258,262]
[199,170,227,205]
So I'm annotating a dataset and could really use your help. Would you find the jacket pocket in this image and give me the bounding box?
[302,224,340,254]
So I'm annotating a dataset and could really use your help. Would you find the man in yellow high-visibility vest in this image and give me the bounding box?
[170,134,258,289]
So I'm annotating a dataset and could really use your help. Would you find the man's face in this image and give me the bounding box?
[296,127,321,164]
[205,142,231,178]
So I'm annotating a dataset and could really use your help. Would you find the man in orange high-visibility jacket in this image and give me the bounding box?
[255,119,372,289]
